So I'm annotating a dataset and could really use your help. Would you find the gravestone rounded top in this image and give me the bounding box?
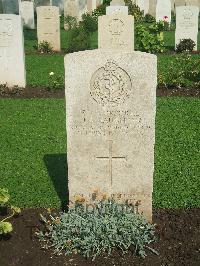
[110,0,125,6]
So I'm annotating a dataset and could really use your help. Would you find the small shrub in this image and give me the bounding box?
[67,27,90,53]
[37,193,157,260]
[81,13,98,33]
[64,15,78,30]
[144,13,156,23]
[0,188,21,236]
[135,23,165,53]
[158,53,200,88]
[92,2,107,18]
[125,0,144,21]
[48,71,64,91]
[176,39,196,53]
[38,41,53,54]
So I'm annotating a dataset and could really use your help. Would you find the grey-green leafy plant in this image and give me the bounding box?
[37,198,157,260]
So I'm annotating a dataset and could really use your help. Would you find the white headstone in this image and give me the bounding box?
[65,49,157,222]
[149,0,157,17]
[64,0,87,21]
[136,0,149,15]
[20,1,35,29]
[0,14,26,87]
[98,13,134,50]
[156,0,172,23]
[37,6,60,51]
[185,0,199,6]
[175,5,199,50]
[106,0,128,15]
[175,0,186,6]
[35,0,51,7]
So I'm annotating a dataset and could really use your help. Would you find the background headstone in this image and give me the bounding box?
[136,0,149,15]
[34,0,51,7]
[65,49,157,222]
[37,6,60,51]
[110,0,125,5]
[87,0,97,14]
[87,0,103,13]
[2,0,20,14]
[64,0,87,22]
[175,0,186,7]
[175,5,199,50]
[148,0,157,17]
[20,1,35,29]
[0,14,26,87]
[106,0,128,15]
[156,0,172,23]
[185,0,199,6]
[98,13,134,50]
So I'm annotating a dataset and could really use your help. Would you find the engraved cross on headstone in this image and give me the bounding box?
[96,140,127,186]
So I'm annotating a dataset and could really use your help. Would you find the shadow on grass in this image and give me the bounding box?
[43,154,68,211]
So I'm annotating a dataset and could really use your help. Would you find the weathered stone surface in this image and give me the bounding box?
[148,0,157,17]
[106,5,128,15]
[175,5,199,50]
[34,0,51,7]
[175,0,186,7]
[20,1,35,29]
[65,50,157,222]
[64,0,87,21]
[98,13,134,50]
[185,0,199,6]
[0,14,26,87]
[136,0,149,15]
[156,0,171,23]
[87,0,103,14]
[37,6,60,51]
[110,0,125,6]
[106,0,128,15]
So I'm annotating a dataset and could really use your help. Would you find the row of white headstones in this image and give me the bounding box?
[0,1,199,86]
[1,0,200,24]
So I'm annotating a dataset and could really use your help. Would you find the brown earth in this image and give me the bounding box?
[0,86,199,99]
[0,208,200,266]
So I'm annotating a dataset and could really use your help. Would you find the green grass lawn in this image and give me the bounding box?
[0,22,199,210]
[0,98,199,209]
[24,28,200,88]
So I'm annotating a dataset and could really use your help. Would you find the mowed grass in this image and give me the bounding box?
[24,27,200,88]
[0,98,199,209]
[25,53,200,88]
[26,54,64,87]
